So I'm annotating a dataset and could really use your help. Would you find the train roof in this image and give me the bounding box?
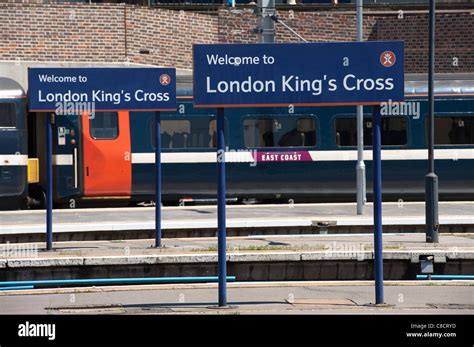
[405,73,474,95]
[177,73,474,97]
[177,74,193,96]
[0,77,25,98]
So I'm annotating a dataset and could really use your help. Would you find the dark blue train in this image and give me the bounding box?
[0,78,29,209]
[0,74,473,209]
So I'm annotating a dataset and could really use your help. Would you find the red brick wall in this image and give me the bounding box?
[126,7,218,67]
[369,12,474,73]
[0,1,472,73]
[0,2,126,62]
[217,9,376,43]
[218,9,473,73]
[0,1,218,69]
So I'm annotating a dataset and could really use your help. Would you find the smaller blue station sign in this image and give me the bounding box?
[28,68,176,112]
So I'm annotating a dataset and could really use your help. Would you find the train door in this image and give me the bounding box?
[81,112,131,197]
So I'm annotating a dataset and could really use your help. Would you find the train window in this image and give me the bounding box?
[431,116,474,145]
[151,118,217,149]
[89,112,119,140]
[243,117,317,148]
[335,116,407,147]
[0,103,16,128]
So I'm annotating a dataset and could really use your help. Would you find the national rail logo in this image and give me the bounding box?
[160,74,171,86]
[380,51,397,67]
[380,51,396,68]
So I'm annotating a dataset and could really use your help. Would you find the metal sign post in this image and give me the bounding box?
[45,113,53,251]
[425,0,439,243]
[372,105,384,304]
[356,0,366,215]
[155,111,162,248]
[257,0,275,43]
[216,107,227,307]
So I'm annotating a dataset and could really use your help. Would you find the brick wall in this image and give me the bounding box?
[369,12,474,73]
[218,9,473,73]
[126,7,218,67]
[0,0,473,73]
[0,2,126,62]
[218,9,376,43]
[0,1,218,69]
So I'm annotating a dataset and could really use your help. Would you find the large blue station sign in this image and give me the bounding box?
[28,68,176,112]
[193,41,404,107]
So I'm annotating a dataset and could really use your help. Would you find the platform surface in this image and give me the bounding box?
[0,281,473,315]
[1,201,474,235]
[0,233,472,266]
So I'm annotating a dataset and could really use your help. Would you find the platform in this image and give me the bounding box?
[1,280,473,315]
[0,202,474,242]
[0,233,473,282]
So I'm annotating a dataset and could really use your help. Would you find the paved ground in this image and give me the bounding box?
[0,281,472,314]
[1,233,472,259]
[1,201,474,235]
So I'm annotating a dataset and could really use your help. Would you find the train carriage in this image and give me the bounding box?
[1,74,474,209]
[0,78,29,209]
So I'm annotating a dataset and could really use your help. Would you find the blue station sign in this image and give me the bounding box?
[28,68,176,112]
[193,41,404,107]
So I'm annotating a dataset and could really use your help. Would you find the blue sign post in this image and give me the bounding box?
[193,41,404,306]
[28,67,176,250]
[216,107,227,306]
[45,114,53,251]
[372,105,384,304]
[155,111,162,247]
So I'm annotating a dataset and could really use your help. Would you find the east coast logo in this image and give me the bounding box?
[18,321,56,340]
